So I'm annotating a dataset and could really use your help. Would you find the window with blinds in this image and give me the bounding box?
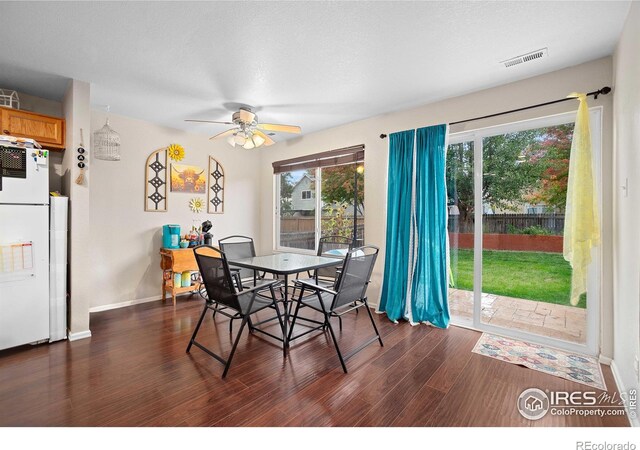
[274,145,365,252]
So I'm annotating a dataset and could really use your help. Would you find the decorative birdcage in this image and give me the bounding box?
[93,114,121,161]
[0,89,20,109]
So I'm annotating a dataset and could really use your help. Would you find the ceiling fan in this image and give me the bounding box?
[185,107,301,149]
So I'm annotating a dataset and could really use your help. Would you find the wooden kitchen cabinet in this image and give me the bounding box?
[0,106,66,150]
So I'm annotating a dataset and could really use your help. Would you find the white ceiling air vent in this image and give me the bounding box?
[501,48,548,68]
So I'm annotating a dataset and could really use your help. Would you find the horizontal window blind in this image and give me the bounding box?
[272,144,364,174]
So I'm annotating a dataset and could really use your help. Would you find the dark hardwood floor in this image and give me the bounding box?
[0,295,627,427]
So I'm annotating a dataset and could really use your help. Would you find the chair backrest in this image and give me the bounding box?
[218,235,256,280]
[193,245,241,312]
[332,245,379,310]
[316,235,353,280]
[318,235,353,255]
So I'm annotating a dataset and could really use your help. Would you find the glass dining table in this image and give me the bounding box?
[227,252,343,345]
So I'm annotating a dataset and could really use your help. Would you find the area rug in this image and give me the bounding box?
[472,333,606,390]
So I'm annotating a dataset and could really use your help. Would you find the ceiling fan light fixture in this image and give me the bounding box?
[243,137,255,150]
[192,106,301,148]
[252,133,266,147]
[234,133,246,146]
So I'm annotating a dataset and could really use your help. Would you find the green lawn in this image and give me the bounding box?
[451,249,586,308]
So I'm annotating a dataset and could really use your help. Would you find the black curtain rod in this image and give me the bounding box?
[379,86,611,139]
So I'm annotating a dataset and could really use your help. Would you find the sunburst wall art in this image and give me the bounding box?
[167,143,185,161]
[189,197,205,213]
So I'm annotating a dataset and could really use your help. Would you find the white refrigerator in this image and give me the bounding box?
[0,144,51,350]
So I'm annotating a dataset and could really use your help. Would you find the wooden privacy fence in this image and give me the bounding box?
[449,213,565,235]
[280,217,316,233]
[279,231,316,250]
[450,233,563,253]
[281,217,365,232]
[279,219,365,250]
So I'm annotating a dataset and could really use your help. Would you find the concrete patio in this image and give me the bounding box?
[449,288,587,344]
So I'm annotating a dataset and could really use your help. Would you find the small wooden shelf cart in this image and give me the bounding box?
[159,248,201,305]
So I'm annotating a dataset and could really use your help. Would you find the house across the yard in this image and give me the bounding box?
[290,174,315,213]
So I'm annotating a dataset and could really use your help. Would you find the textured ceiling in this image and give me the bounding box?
[0,1,630,139]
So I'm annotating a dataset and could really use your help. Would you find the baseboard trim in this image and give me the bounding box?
[599,355,613,366]
[68,330,92,341]
[610,360,639,427]
[89,295,163,313]
[89,292,195,313]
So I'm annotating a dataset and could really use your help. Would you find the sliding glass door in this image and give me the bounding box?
[447,109,601,355]
[447,140,475,325]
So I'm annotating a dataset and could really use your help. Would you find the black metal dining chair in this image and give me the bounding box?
[291,235,356,320]
[217,235,270,329]
[312,235,353,285]
[288,235,354,322]
[187,245,284,378]
[218,235,262,285]
[287,245,383,373]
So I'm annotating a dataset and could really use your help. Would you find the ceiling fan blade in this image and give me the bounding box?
[185,119,234,125]
[239,109,256,123]
[257,123,301,134]
[254,129,275,146]
[209,128,238,140]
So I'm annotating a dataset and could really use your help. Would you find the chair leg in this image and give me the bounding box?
[211,301,219,320]
[269,285,286,337]
[187,303,209,353]
[325,315,348,373]
[287,285,304,345]
[287,299,303,346]
[364,300,383,347]
[271,293,286,357]
[287,297,294,316]
[338,315,343,332]
[229,317,234,334]
[222,315,249,378]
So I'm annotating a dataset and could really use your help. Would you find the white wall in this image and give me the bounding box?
[62,79,92,339]
[612,1,640,426]
[88,111,261,310]
[258,57,614,357]
[15,91,63,118]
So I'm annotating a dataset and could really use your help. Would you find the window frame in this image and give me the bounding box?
[274,162,364,254]
[274,167,321,255]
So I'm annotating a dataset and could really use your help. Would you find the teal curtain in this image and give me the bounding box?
[410,125,450,328]
[378,130,415,321]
